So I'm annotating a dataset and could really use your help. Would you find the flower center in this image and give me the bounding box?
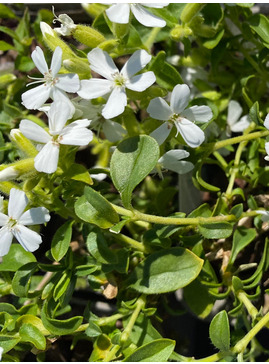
[43,69,59,87]
[7,217,17,230]
[112,72,126,87]
[170,113,183,124]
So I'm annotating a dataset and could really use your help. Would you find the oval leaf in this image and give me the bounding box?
[0,245,36,272]
[110,135,160,208]
[128,248,203,294]
[51,221,73,261]
[123,339,175,362]
[209,310,230,352]
[199,222,233,239]
[19,323,46,350]
[230,227,256,264]
[75,186,119,229]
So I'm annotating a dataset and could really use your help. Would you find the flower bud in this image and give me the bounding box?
[10,129,37,157]
[0,158,35,182]
[0,74,16,90]
[170,25,192,41]
[81,3,107,18]
[180,4,205,24]
[73,25,106,48]
[40,22,75,59]
[63,59,91,78]
[99,39,119,53]
[0,181,20,195]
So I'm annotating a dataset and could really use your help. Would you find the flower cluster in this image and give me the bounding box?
[0,189,50,256]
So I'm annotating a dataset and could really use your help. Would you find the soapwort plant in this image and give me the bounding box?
[0,3,269,362]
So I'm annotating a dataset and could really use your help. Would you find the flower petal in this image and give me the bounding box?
[106,4,130,24]
[159,150,194,174]
[0,226,13,256]
[147,97,173,121]
[13,224,42,252]
[140,3,169,8]
[48,100,72,134]
[20,119,51,144]
[78,79,112,99]
[0,213,9,226]
[102,87,127,119]
[170,84,190,114]
[31,46,48,75]
[230,115,250,133]
[19,207,50,225]
[8,188,28,220]
[265,142,269,157]
[181,105,213,123]
[60,120,93,146]
[131,4,166,27]
[174,118,205,148]
[34,141,59,174]
[150,122,172,145]
[227,100,242,127]
[50,46,62,77]
[87,48,118,80]
[51,88,76,116]
[264,114,269,130]
[56,73,80,93]
[126,72,156,92]
[121,50,152,79]
[103,120,127,142]
[22,84,51,110]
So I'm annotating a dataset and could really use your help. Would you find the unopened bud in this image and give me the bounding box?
[0,167,18,182]
[81,3,107,18]
[10,129,38,157]
[170,24,192,41]
[180,4,205,24]
[40,22,75,59]
[63,59,91,78]
[99,39,119,53]
[73,25,106,48]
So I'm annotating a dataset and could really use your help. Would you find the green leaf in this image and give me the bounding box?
[110,135,159,208]
[41,301,83,335]
[230,204,243,219]
[86,230,117,265]
[123,339,175,362]
[128,248,203,294]
[75,186,119,228]
[0,40,15,51]
[15,55,35,72]
[188,203,212,218]
[51,221,73,261]
[0,244,36,272]
[148,51,183,90]
[249,14,269,46]
[202,29,224,49]
[85,321,102,338]
[0,335,20,353]
[12,262,38,297]
[209,310,230,352]
[249,101,261,125]
[65,164,93,185]
[199,222,233,239]
[53,270,72,301]
[229,227,256,265]
[0,4,17,18]
[19,323,46,350]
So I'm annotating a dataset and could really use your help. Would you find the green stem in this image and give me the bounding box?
[226,140,247,196]
[144,27,161,50]
[97,313,126,326]
[193,351,227,362]
[116,233,148,253]
[237,290,259,319]
[232,311,269,354]
[112,203,236,226]
[103,344,121,362]
[120,295,146,343]
[213,151,228,170]
[213,130,269,151]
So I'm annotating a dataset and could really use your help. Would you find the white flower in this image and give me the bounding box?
[19,101,93,174]
[0,189,50,256]
[0,346,3,361]
[263,114,269,161]
[21,46,80,110]
[78,48,156,119]
[72,98,127,142]
[52,6,77,36]
[154,150,194,177]
[147,84,213,148]
[106,3,168,27]
[226,100,250,137]
[256,210,269,222]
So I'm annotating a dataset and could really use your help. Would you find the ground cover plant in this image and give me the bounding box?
[0,2,269,362]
